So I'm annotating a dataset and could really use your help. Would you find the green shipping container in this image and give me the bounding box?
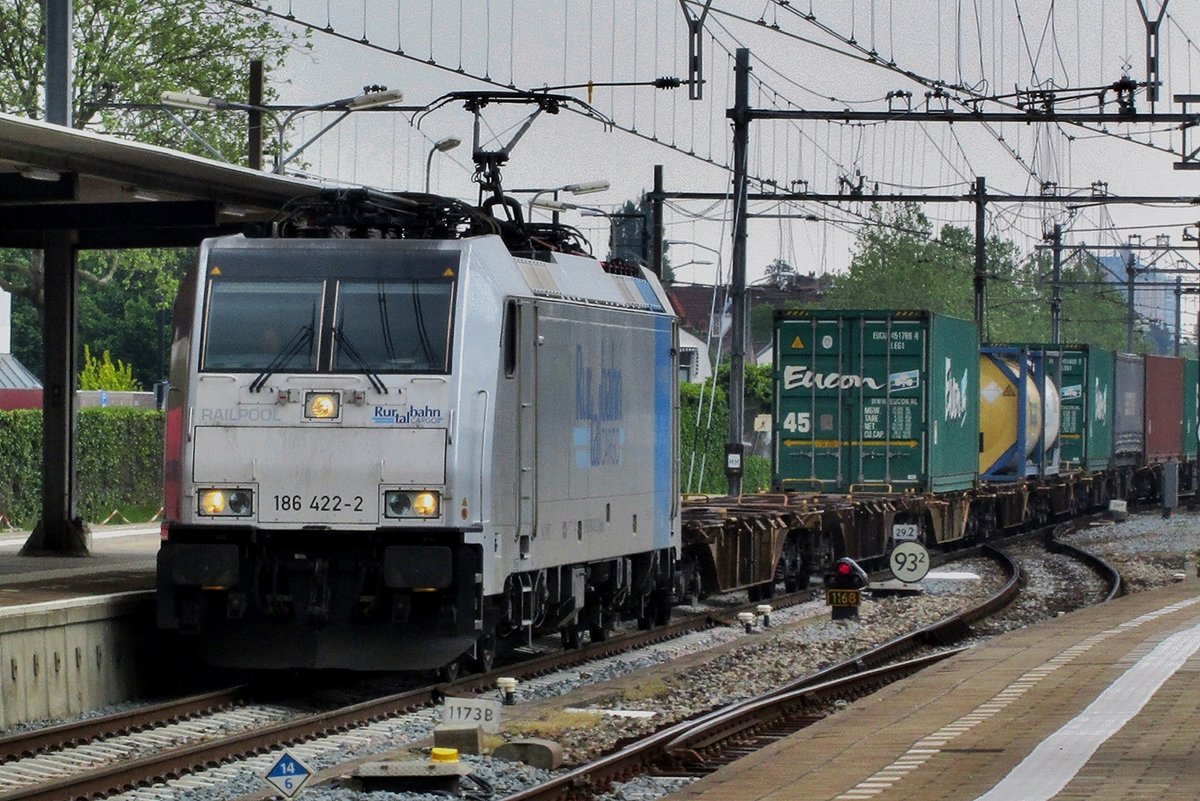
[1045,345,1114,472]
[773,309,979,494]
[1184,358,1198,459]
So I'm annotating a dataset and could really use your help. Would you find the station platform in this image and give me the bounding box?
[0,524,159,606]
[0,525,160,727]
[665,581,1200,801]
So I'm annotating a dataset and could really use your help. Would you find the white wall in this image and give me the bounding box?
[0,289,10,355]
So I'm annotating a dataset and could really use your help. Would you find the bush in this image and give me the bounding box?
[680,382,770,495]
[0,408,163,527]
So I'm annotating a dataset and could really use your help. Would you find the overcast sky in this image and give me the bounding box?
[222,0,1200,302]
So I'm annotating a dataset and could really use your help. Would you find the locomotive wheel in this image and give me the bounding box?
[588,625,609,643]
[653,591,672,626]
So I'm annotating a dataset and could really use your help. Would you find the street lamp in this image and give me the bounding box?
[675,259,715,282]
[161,86,405,174]
[664,239,725,284]
[525,181,610,221]
[424,136,462,193]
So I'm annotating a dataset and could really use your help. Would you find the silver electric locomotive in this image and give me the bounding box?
[157,193,680,672]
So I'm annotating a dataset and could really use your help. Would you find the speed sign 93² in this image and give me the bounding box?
[889,541,930,583]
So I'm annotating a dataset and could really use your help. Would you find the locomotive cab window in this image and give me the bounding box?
[333,280,455,373]
[202,281,323,371]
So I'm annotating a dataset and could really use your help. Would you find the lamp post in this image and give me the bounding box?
[522,181,610,224]
[664,239,724,284]
[161,86,405,174]
[674,259,715,282]
[424,136,462,193]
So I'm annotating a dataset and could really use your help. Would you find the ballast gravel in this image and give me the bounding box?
[56,510,1200,801]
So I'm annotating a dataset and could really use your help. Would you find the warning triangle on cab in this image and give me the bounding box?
[791,336,805,349]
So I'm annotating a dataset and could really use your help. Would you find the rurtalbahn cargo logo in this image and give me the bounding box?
[574,342,624,467]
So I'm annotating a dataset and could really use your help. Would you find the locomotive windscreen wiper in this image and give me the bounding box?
[333,325,388,394]
[249,324,314,393]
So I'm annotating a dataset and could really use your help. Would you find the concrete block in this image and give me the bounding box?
[493,738,563,770]
[354,757,470,794]
[434,724,484,755]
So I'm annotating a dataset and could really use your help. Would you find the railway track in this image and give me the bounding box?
[0,586,820,801]
[0,530,1118,801]
[499,536,1123,801]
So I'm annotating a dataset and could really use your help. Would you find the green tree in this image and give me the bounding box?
[0,0,301,377]
[79,345,140,391]
[761,258,797,289]
[818,203,1133,348]
[0,1,298,156]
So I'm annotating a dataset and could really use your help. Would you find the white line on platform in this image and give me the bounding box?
[0,526,158,549]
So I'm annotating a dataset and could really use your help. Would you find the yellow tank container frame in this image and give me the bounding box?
[979,356,1061,474]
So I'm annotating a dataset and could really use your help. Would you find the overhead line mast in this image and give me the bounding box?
[711,44,1200,496]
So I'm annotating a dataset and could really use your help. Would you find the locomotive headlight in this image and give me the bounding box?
[413,492,439,517]
[305,391,340,419]
[200,489,226,516]
[384,490,441,519]
[198,488,253,517]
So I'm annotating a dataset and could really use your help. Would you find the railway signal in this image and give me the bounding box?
[825,558,867,620]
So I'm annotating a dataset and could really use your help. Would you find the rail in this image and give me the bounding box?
[498,547,1021,801]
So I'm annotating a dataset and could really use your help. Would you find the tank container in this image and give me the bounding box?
[978,346,1061,479]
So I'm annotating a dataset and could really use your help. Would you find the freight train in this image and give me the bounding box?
[154,186,1194,675]
[765,308,1198,580]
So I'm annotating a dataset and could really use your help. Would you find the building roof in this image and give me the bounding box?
[0,353,40,389]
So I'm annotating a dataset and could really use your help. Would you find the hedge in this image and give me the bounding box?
[680,383,770,495]
[0,408,164,528]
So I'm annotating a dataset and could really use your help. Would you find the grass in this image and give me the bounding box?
[620,679,670,702]
[93,503,162,525]
[505,710,602,738]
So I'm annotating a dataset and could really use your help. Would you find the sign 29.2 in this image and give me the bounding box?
[273,494,365,513]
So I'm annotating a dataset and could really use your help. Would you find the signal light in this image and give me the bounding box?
[826,557,868,590]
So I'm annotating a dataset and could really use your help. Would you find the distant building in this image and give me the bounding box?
[0,290,41,410]
[1083,248,1188,355]
[665,273,831,381]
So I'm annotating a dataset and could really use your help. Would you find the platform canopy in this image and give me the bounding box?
[0,112,330,554]
[0,112,327,248]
